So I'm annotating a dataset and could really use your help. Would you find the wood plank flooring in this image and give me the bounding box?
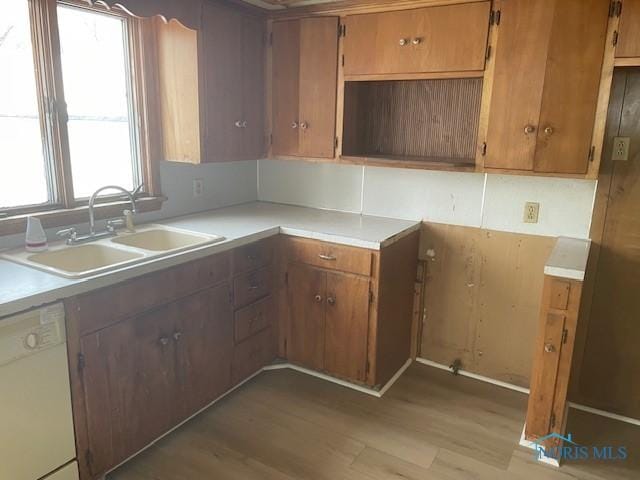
[108,363,639,480]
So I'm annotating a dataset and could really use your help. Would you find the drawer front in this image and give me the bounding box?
[283,236,372,276]
[343,2,490,76]
[234,296,273,344]
[72,252,231,336]
[233,266,272,309]
[232,237,275,274]
[232,327,275,385]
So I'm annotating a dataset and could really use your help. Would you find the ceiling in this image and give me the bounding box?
[239,0,342,10]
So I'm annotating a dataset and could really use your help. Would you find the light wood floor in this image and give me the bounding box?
[109,363,639,480]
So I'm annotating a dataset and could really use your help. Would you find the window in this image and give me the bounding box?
[0,0,157,222]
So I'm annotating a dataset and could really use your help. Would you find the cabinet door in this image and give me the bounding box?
[286,263,326,370]
[80,307,177,476]
[174,285,233,419]
[272,20,301,156]
[616,0,640,58]
[242,14,266,159]
[324,272,370,382]
[202,3,243,161]
[343,3,490,76]
[484,0,554,170]
[298,17,339,158]
[533,0,609,174]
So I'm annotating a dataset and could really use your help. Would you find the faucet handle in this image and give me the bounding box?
[106,218,126,233]
[57,227,77,244]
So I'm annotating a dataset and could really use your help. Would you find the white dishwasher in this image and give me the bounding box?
[0,303,79,480]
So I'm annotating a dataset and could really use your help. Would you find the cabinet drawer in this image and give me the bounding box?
[72,252,231,336]
[283,236,372,276]
[233,266,272,308]
[232,237,274,274]
[232,327,275,385]
[343,2,490,76]
[234,296,273,343]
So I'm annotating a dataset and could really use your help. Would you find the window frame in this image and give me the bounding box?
[0,0,163,233]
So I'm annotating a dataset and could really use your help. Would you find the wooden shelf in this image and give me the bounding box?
[340,154,476,172]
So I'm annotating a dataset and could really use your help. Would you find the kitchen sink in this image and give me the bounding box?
[23,244,145,278]
[110,228,222,252]
[1,224,225,279]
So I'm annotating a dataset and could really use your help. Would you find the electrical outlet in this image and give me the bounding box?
[193,179,204,198]
[612,136,630,161]
[523,202,540,224]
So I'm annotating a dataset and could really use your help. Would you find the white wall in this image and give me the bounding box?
[0,160,258,250]
[258,159,597,239]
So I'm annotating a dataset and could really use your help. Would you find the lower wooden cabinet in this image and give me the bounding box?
[525,275,584,448]
[74,284,233,478]
[282,231,419,387]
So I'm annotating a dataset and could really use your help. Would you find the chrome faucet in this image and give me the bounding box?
[57,184,142,245]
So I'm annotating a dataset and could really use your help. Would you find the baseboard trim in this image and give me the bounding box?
[416,357,640,428]
[415,357,530,394]
[518,424,560,468]
[263,358,412,398]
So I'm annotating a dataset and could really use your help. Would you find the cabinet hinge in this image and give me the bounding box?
[335,136,339,148]
[338,23,346,38]
[85,449,93,468]
[562,328,568,345]
[284,271,289,285]
[365,359,370,375]
[78,352,86,371]
[270,133,273,145]
[610,1,623,17]
[269,31,273,46]
[550,412,556,429]
[369,290,374,304]
[489,9,501,26]
[588,145,595,162]
[342,54,345,67]
[613,30,619,46]
[228,286,234,304]
[486,44,492,60]
[481,142,487,156]
[284,338,288,356]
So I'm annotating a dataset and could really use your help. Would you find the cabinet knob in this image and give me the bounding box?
[314,294,322,303]
[524,125,536,134]
[300,122,308,130]
[242,120,247,128]
[544,343,555,353]
[159,336,170,346]
[544,126,554,136]
[327,297,336,306]
[412,37,422,45]
[234,120,243,128]
[291,121,298,129]
[399,38,408,46]
[173,331,183,342]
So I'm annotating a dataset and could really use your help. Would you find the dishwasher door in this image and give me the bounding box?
[0,304,77,480]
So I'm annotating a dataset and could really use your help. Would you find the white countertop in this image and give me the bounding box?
[0,202,419,318]
[544,237,591,281]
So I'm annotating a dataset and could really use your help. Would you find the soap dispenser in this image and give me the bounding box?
[25,217,48,252]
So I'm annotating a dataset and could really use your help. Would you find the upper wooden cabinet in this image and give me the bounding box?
[616,0,640,58]
[342,2,491,76]
[155,6,266,164]
[271,17,339,158]
[484,0,610,174]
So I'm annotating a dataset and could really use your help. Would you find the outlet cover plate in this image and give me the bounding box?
[524,202,540,224]
[193,179,204,197]
[612,136,630,161]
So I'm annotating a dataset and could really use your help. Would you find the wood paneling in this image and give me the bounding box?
[419,223,555,387]
[271,20,301,156]
[241,14,267,159]
[283,235,372,276]
[616,0,640,58]
[533,0,609,174]
[155,19,200,163]
[231,327,276,385]
[323,272,370,382]
[484,0,553,170]
[233,266,273,309]
[577,67,640,419]
[342,2,490,76]
[342,78,482,163]
[298,17,339,158]
[234,295,274,343]
[232,237,275,274]
[286,263,326,370]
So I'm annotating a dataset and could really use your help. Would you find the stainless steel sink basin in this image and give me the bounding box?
[110,228,221,252]
[18,244,145,278]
